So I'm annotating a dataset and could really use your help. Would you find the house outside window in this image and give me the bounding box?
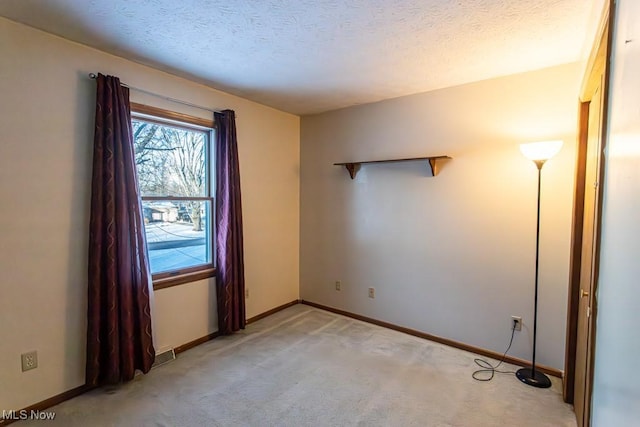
[131,104,215,288]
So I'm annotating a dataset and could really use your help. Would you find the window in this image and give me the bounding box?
[131,103,215,288]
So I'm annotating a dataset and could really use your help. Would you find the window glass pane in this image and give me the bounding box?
[132,119,207,197]
[143,200,212,274]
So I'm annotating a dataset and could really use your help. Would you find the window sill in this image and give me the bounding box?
[153,268,216,291]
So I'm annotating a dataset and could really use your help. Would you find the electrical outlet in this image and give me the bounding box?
[368,287,375,299]
[21,351,38,372]
[245,289,249,299]
[335,281,341,291]
[511,316,522,331]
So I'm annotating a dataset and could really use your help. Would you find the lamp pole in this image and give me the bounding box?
[516,159,552,388]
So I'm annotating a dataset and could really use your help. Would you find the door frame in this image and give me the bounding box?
[563,0,614,421]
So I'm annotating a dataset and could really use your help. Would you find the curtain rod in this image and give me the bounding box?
[89,73,224,114]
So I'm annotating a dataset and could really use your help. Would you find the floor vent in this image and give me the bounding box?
[152,348,176,368]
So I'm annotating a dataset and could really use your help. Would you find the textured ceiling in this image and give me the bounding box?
[0,0,595,114]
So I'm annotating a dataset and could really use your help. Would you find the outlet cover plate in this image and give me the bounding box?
[368,287,375,298]
[21,351,38,371]
[511,316,522,331]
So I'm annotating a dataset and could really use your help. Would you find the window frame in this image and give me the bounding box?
[130,102,216,290]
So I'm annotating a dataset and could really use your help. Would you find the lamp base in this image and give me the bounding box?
[515,368,552,388]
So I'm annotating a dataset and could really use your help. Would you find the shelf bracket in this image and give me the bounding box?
[344,163,360,179]
[428,158,438,176]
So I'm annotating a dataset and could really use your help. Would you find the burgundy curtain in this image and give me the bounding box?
[215,110,246,334]
[87,74,155,386]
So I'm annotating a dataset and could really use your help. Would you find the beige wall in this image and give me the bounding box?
[300,63,581,370]
[0,17,300,411]
[592,0,640,424]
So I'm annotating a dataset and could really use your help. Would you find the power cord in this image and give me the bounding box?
[472,319,517,382]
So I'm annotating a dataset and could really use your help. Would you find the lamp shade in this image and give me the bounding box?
[519,140,563,161]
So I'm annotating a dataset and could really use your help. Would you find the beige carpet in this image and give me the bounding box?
[21,304,576,426]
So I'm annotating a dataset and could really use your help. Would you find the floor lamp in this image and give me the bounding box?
[517,140,563,388]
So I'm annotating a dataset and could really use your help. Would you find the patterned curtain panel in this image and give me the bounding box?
[87,73,155,385]
[215,110,246,334]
